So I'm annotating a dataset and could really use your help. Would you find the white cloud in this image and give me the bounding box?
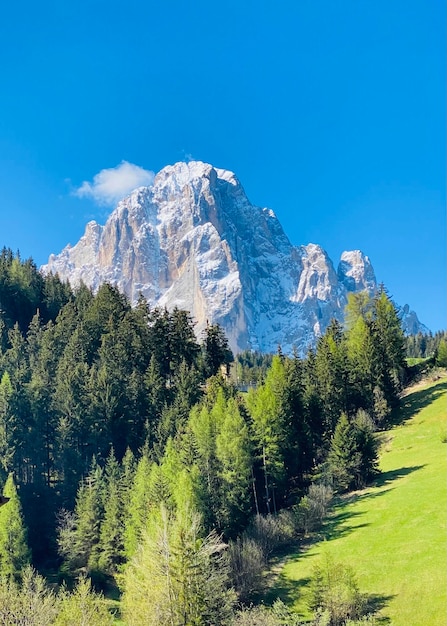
[75,161,155,206]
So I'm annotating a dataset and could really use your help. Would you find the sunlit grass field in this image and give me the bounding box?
[270,375,447,625]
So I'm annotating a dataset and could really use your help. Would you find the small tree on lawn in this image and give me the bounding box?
[308,554,366,626]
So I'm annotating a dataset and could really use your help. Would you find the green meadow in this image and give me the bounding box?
[269,375,447,625]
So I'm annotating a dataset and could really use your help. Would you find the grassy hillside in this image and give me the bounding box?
[269,375,447,625]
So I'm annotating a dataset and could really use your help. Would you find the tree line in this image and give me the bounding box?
[405,330,447,365]
[0,248,420,624]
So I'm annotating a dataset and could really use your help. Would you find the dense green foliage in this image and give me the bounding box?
[233,350,274,386]
[405,329,447,359]
[0,249,433,624]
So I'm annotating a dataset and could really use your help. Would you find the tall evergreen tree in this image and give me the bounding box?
[0,474,31,577]
[97,449,125,575]
[327,413,360,492]
[0,372,14,478]
[328,411,379,492]
[246,356,289,513]
[169,307,201,371]
[372,288,406,405]
[0,325,33,483]
[281,354,314,482]
[123,452,153,560]
[188,402,220,529]
[202,323,233,378]
[215,396,253,536]
[346,314,380,410]
[314,320,349,438]
[58,459,104,576]
[54,334,92,504]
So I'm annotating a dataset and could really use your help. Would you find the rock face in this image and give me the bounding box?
[43,161,427,354]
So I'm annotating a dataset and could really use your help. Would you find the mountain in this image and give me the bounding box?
[42,161,427,354]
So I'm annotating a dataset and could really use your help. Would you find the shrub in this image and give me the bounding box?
[232,600,303,625]
[228,511,298,602]
[232,604,281,626]
[227,537,266,602]
[55,576,114,625]
[294,484,333,534]
[344,616,378,625]
[246,511,296,557]
[0,566,58,626]
[0,567,113,626]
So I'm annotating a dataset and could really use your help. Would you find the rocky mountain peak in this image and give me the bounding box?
[338,250,377,293]
[42,161,427,353]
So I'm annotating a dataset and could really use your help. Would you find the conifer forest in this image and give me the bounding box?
[0,248,443,625]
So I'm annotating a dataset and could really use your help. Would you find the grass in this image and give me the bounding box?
[268,375,447,625]
[405,357,429,366]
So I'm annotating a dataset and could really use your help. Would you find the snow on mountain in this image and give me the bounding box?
[42,161,427,354]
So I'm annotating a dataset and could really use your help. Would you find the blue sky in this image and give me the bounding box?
[0,1,445,331]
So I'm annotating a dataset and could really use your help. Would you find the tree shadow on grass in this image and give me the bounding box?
[365,593,396,624]
[336,464,425,506]
[366,593,395,614]
[262,572,312,606]
[317,484,397,543]
[390,380,447,428]
[318,509,369,542]
[373,464,425,488]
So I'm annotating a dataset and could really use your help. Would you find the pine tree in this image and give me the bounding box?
[328,411,379,492]
[82,283,130,361]
[122,505,235,626]
[120,447,136,495]
[54,326,92,502]
[345,289,406,414]
[58,460,104,576]
[436,338,447,367]
[169,307,201,371]
[187,402,220,529]
[0,325,32,482]
[327,413,361,492]
[123,453,153,560]
[302,350,325,460]
[0,474,31,577]
[148,308,173,380]
[246,356,288,513]
[0,372,14,478]
[215,396,253,536]
[282,354,314,482]
[97,450,125,575]
[372,288,406,405]
[346,314,380,410]
[202,323,233,378]
[352,409,379,486]
[314,320,349,439]
[41,271,72,322]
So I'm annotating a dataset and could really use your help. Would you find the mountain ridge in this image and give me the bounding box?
[42,161,427,354]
